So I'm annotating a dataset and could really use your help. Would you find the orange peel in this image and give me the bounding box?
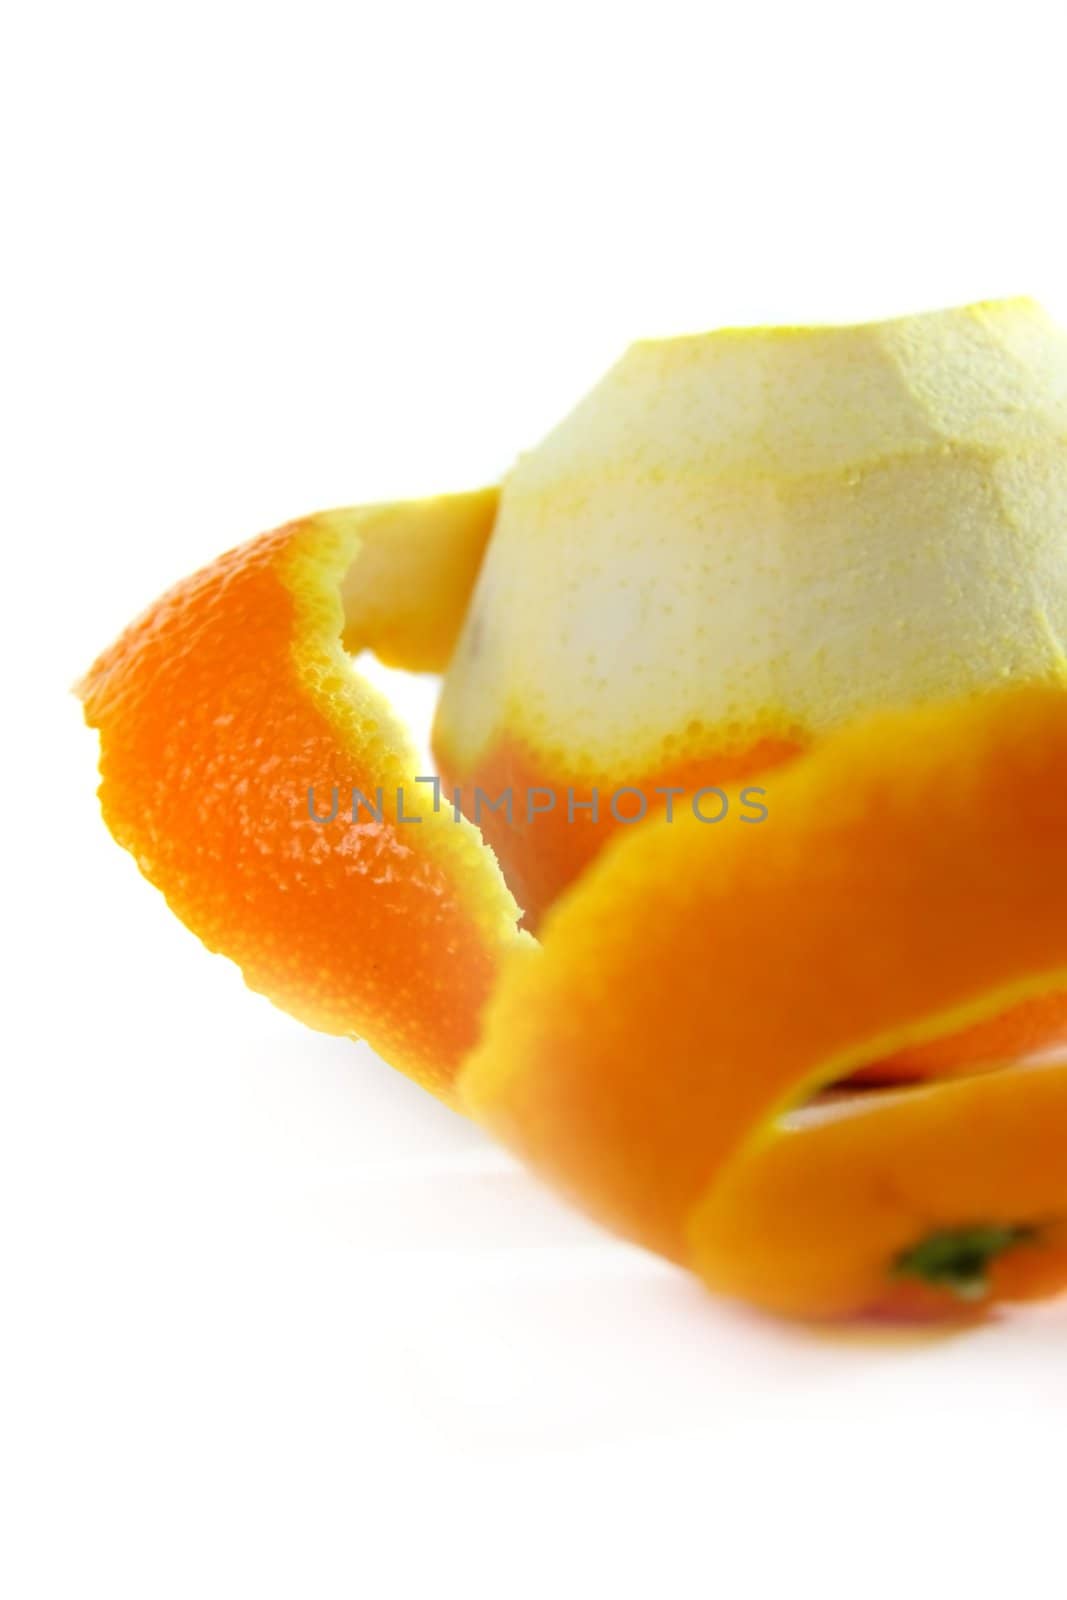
[79,492,521,1103]
[80,299,1067,1322]
[458,688,1067,1317]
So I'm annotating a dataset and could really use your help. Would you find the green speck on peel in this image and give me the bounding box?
[893,1224,1038,1302]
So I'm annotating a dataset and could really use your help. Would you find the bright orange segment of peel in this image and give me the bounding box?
[459,689,1067,1317]
[81,491,1067,1322]
[79,494,520,1103]
[436,724,1067,1086]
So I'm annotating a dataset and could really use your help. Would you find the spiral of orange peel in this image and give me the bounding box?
[81,299,1067,1321]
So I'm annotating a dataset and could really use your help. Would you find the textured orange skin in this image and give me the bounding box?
[459,689,1067,1319]
[79,503,519,1103]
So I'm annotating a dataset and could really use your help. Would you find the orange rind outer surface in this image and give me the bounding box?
[79,492,522,1105]
[458,686,1067,1318]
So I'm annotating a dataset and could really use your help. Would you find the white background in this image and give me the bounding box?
[5,3,1067,1595]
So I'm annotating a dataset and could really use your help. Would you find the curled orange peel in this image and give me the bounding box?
[79,493,523,1104]
[459,688,1067,1317]
[80,300,1067,1322]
